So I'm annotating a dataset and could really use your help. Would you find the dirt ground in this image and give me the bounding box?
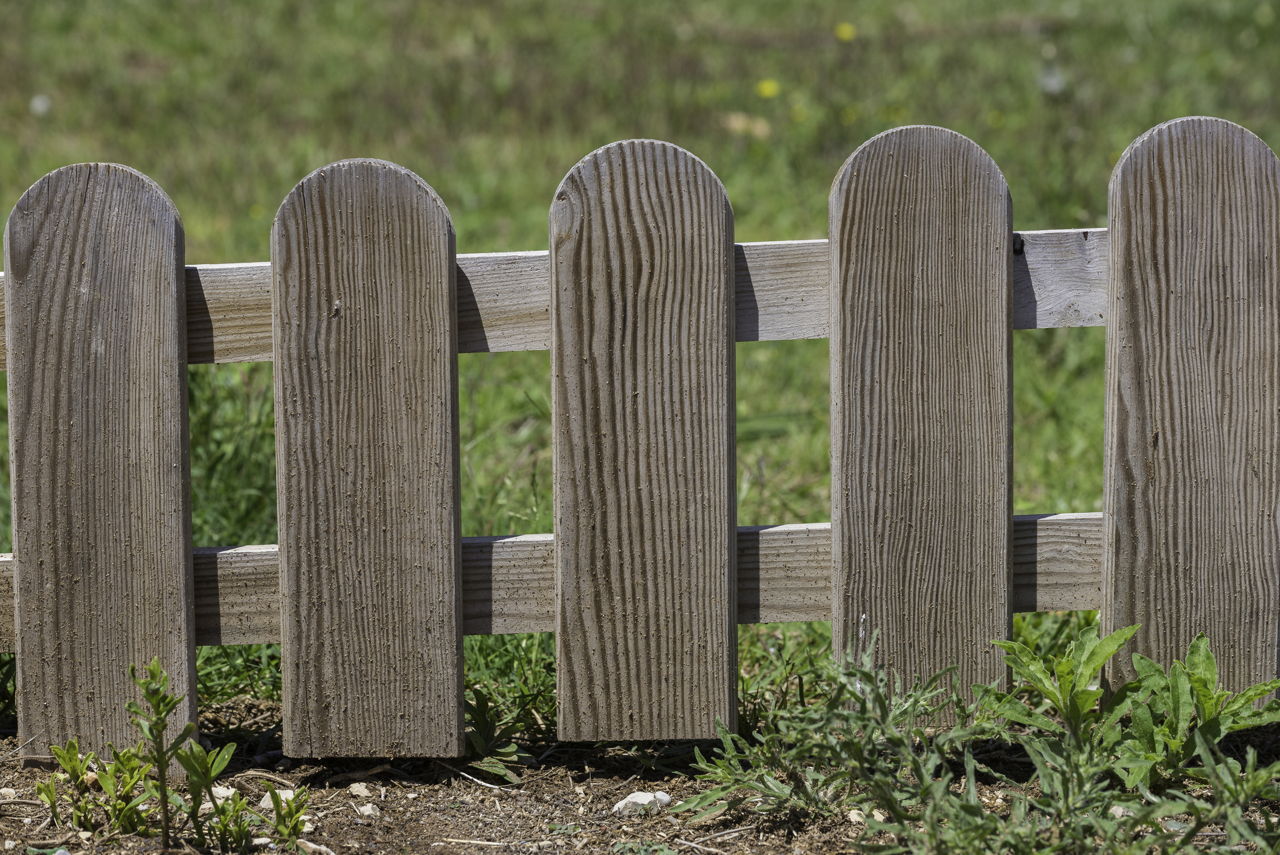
[6,699,1280,853]
[0,698,859,854]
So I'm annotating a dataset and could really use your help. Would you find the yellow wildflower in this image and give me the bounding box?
[755,78,781,99]
[835,22,858,41]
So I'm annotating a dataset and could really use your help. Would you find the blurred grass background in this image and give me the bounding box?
[0,0,1277,706]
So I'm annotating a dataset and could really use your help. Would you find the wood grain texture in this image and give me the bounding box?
[0,513,1104,649]
[830,126,1012,688]
[1104,117,1280,687]
[0,227,1107,366]
[551,140,736,740]
[1012,229,1107,328]
[273,159,463,757]
[3,163,194,755]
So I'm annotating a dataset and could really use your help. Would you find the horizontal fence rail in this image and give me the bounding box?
[0,228,1106,367]
[0,513,1103,647]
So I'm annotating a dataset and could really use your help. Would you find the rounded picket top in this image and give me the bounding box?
[5,162,184,287]
[273,158,453,244]
[1109,115,1280,211]
[829,125,1009,218]
[550,139,732,249]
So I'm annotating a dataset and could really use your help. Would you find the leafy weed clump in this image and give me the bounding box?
[36,657,309,853]
[680,626,1280,853]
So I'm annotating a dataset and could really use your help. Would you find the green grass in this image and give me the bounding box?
[0,0,1276,719]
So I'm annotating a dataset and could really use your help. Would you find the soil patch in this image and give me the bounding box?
[0,698,858,854]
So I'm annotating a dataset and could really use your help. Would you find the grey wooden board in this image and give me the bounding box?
[552,140,736,740]
[0,227,1110,367]
[1104,117,1280,688]
[273,159,463,757]
[0,512,1105,648]
[4,163,194,755]
[830,126,1013,688]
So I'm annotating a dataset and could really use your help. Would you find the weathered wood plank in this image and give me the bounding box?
[0,228,1109,367]
[830,126,1012,687]
[4,163,195,755]
[273,159,463,757]
[1012,229,1107,328]
[1010,513,1103,612]
[1104,117,1280,687]
[0,513,1103,648]
[552,140,736,740]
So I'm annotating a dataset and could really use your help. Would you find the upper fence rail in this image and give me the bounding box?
[0,228,1107,367]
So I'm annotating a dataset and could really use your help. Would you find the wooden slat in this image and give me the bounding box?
[1013,229,1107,328]
[830,126,1012,688]
[273,159,463,757]
[0,513,1103,649]
[0,227,1108,367]
[4,163,195,755]
[1104,117,1280,687]
[552,140,736,740]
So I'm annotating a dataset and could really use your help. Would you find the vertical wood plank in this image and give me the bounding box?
[830,126,1012,689]
[4,164,194,755]
[273,159,463,757]
[552,140,736,740]
[1104,117,1280,687]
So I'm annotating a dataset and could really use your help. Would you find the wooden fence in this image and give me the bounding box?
[0,114,1277,758]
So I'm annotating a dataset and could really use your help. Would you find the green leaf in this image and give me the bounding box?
[1220,681,1280,719]
[1167,661,1194,750]
[1131,653,1165,683]
[1053,656,1077,710]
[1129,700,1156,749]
[983,693,1063,734]
[210,743,236,777]
[1078,623,1140,685]
[993,640,1060,705]
[1183,634,1216,686]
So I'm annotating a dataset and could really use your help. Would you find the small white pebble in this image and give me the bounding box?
[212,785,237,802]
[347,782,372,798]
[296,841,337,855]
[405,792,419,800]
[4,840,16,850]
[611,791,672,817]
[356,802,381,818]
[847,808,865,824]
[259,789,295,810]
[0,787,17,799]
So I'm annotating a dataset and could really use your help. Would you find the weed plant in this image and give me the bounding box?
[678,626,1280,852]
[37,658,309,853]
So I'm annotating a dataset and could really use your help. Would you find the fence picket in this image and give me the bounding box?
[551,140,736,740]
[829,127,1013,688]
[4,164,194,755]
[1104,117,1280,687]
[273,159,463,756]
